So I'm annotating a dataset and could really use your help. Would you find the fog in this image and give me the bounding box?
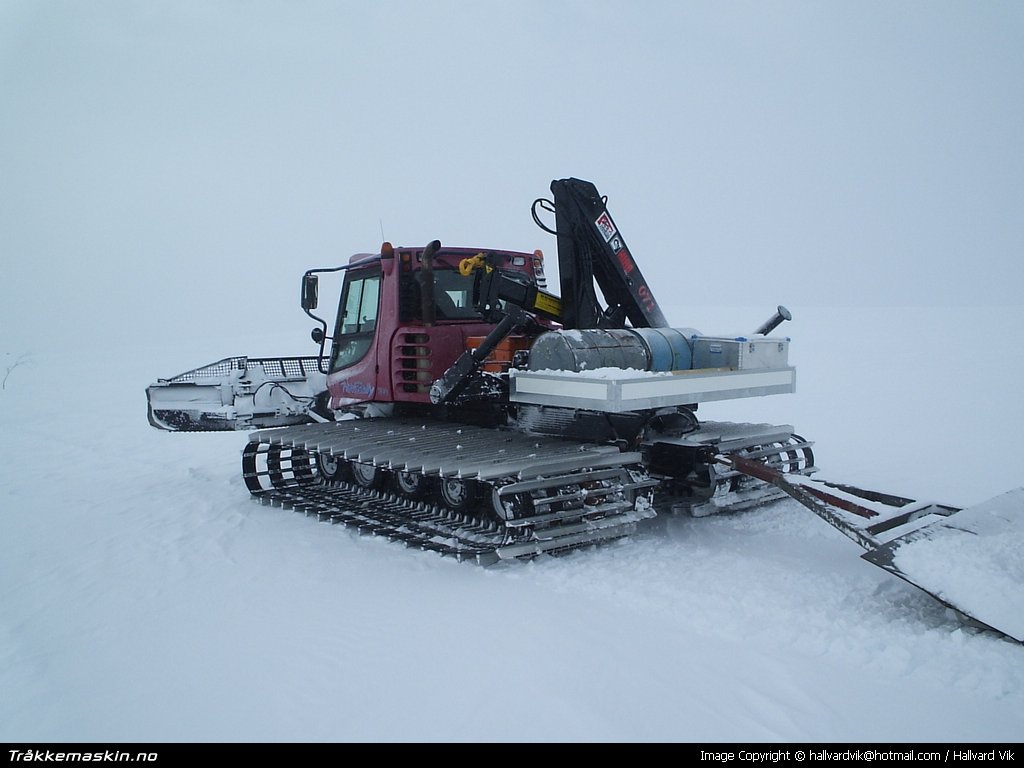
[2,1,1022,356]
[3,3,1024,742]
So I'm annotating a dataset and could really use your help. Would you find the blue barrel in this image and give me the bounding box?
[631,327,696,372]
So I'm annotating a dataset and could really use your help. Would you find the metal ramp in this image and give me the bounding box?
[721,454,1024,642]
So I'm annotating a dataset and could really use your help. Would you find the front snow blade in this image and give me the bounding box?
[862,488,1024,642]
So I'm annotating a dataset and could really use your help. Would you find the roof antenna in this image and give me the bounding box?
[379,218,386,243]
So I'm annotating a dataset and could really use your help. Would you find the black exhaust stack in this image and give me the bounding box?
[419,239,441,327]
[754,305,792,336]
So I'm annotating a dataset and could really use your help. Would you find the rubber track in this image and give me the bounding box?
[255,479,507,563]
[241,419,657,563]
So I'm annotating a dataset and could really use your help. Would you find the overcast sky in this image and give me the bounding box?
[1,1,1022,355]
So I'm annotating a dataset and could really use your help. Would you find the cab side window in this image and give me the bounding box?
[331,269,381,372]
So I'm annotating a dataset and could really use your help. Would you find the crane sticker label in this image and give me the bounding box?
[594,211,617,242]
[616,247,636,275]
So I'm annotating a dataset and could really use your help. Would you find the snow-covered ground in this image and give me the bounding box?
[1,306,1022,742]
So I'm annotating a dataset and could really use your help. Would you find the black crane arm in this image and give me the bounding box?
[433,176,669,403]
[546,178,668,330]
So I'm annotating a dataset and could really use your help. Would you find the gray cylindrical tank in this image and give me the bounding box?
[527,329,648,372]
[527,327,699,373]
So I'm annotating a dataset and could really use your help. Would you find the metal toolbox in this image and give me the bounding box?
[691,336,789,371]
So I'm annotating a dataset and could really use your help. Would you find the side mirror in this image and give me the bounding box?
[310,327,325,344]
[301,274,319,311]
